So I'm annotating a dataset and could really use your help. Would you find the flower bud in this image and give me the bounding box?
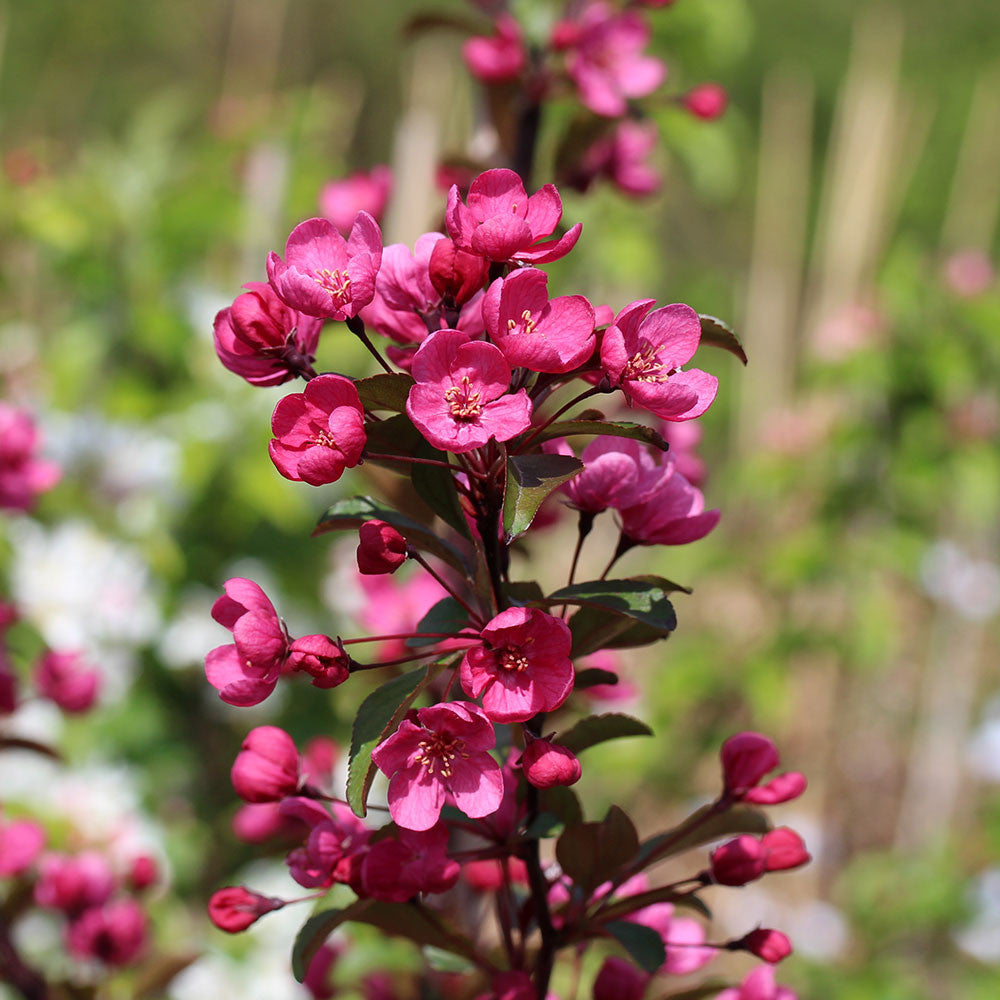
[34,650,100,713]
[127,855,159,892]
[356,520,408,575]
[428,238,490,306]
[720,732,779,797]
[34,852,115,914]
[287,635,351,689]
[710,834,766,886]
[231,726,300,803]
[520,739,582,789]
[746,771,807,805]
[683,83,728,121]
[735,927,793,964]
[760,827,810,872]
[66,899,147,966]
[208,885,284,933]
[592,956,650,1000]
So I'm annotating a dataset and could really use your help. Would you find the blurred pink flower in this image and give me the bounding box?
[66,899,147,966]
[319,166,392,234]
[0,405,60,512]
[34,650,100,713]
[714,964,798,1000]
[463,16,526,83]
[684,83,728,120]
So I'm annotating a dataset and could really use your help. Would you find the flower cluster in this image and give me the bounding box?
[0,404,60,513]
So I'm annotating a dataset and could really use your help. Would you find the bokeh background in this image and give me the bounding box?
[2,0,999,997]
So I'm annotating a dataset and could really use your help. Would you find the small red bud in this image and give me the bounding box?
[127,855,159,892]
[231,726,300,803]
[684,83,728,121]
[428,239,489,306]
[287,635,351,689]
[735,927,793,964]
[357,519,408,575]
[520,739,581,789]
[208,886,284,933]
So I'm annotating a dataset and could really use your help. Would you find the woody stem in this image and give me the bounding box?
[345,315,394,374]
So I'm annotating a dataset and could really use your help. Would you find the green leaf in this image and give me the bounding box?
[573,667,620,690]
[556,806,639,895]
[558,713,653,755]
[406,597,471,647]
[528,419,668,451]
[314,496,467,574]
[292,902,369,981]
[502,453,582,541]
[502,580,545,606]
[411,448,472,539]
[363,412,424,457]
[523,812,564,839]
[423,947,476,974]
[605,920,666,974]
[346,667,433,817]
[636,806,771,868]
[698,314,747,365]
[355,373,414,412]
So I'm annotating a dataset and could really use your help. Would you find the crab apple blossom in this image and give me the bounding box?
[208,886,285,933]
[213,281,323,386]
[483,268,596,374]
[372,701,503,831]
[269,373,366,486]
[282,799,371,890]
[287,634,351,689]
[266,213,382,320]
[545,437,647,514]
[357,519,408,575]
[231,726,301,803]
[720,732,807,804]
[735,928,793,965]
[460,607,574,723]
[684,83,729,121]
[406,329,531,453]
[566,4,666,118]
[34,852,115,914]
[446,168,582,265]
[593,956,650,1000]
[428,237,491,307]
[569,120,661,197]
[519,738,581,788]
[709,828,810,886]
[0,404,61,512]
[66,899,147,966]
[714,965,798,1000]
[462,15,526,83]
[602,300,718,421]
[319,166,392,234]
[360,822,461,902]
[619,459,720,546]
[0,815,45,876]
[631,902,715,975]
[33,649,101,713]
[205,577,289,706]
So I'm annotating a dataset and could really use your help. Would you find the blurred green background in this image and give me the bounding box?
[2,0,999,997]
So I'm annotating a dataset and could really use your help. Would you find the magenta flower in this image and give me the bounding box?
[630,902,715,975]
[266,213,383,320]
[601,300,718,421]
[566,4,666,118]
[0,404,60,512]
[406,330,531,453]
[286,634,351,689]
[208,885,284,933]
[372,701,503,831]
[66,899,147,966]
[446,168,582,265]
[205,577,288,707]
[520,738,581,789]
[269,374,366,486]
[462,15,526,83]
[483,269,595,374]
[357,519,408,575]
[213,282,322,387]
[319,166,392,235]
[428,237,491,306]
[720,732,807,805]
[283,799,370,890]
[736,928,793,964]
[0,814,45,877]
[709,828,810,886]
[571,120,660,197]
[34,852,115,915]
[619,459,720,546]
[360,822,461,902]
[715,965,798,1000]
[684,83,728,121]
[231,726,301,803]
[460,607,574,723]
[593,957,650,1000]
[34,650,101,713]
[545,437,651,514]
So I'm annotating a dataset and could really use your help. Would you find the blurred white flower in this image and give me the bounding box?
[920,541,1000,622]
[955,867,1000,962]
[966,696,1000,782]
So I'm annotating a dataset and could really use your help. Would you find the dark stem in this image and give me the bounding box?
[345,314,394,374]
[599,533,637,580]
[560,510,595,617]
[364,452,461,471]
[513,96,542,188]
[349,647,471,672]
[517,386,603,452]
[410,552,486,626]
[339,631,473,646]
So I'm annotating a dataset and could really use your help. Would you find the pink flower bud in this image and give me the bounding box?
[550,19,582,50]
[66,899,147,966]
[710,834,767,886]
[208,885,284,933]
[720,732,780,797]
[0,816,45,876]
[34,650,100,713]
[593,956,650,1000]
[34,852,115,914]
[428,238,490,306]
[736,927,793,964]
[745,771,807,805]
[287,635,351,689]
[760,827,811,872]
[231,726,300,803]
[127,855,159,892]
[357,520,409,575]
[319,166,392,235]
[520,739,582,789]
[462,16,526,84]
[684,83,728,121]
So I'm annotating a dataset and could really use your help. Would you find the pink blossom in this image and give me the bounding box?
[460,607,574,723]
[593,956,650,1000]
[360,822,460,902]
[0,814,45,876]
[319,166,392,234]
[287,634,351,689]
[269,374,366,486]
[66,899,147,966]
[34,650,101,713]
[619,457,719,546]
[630,902,715,975]
[714,964,798,1000]
[520,738,581,788]
[446,168,582,265]
[406,329,531,453]
[463,16,526,83]
[232,802,294,843]
[684,83,728,121]
[208,885,284,933]
[736,928,793,964]
[428,237,491,307]
[213,282,323,386]
[601,300,717,421]
[35,852,115,914]
[127,855,158,892]
[231,726,301,803]
[205,578,288,707]
[267,213,383,320]
[720,732,806,805]
[372,701,503,831]
[283,799,371,891]
[566,4,666,118]
[483,268,596,373]
[545,437,649,514]
[570,120,660,197]
[357,519,408,575]
[0,405,60,512]
[357,572,448,660]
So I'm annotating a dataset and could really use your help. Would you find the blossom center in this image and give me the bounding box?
[507,309,538,335]
[311,429,339,449]
[624,342,673,383]
[498,647,530,672]
[414,732,467,778]
[314,268,352,306]
[444,376,484,420]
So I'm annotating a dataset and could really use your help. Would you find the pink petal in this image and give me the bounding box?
[514,223,583,264]
[467,168,527,219]
[649,509,720,545]
[659,369,718,421]
[627,379,701,420]
[641,304,703,368]
[479,391,533,442]
[205,645,277,707]
[471,215,534,261]
[388,766,445,831]
[411,329,471,385]
[447,754,504,818]
[524,184,563,239]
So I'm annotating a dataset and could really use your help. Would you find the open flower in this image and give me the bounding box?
[483,268,595,374]
[406,329,531,453]
[545,437,651,514]
[372,701,503,831]
[460,607,574,723]
[446,169,582,265]
[619,458,720,546]
[66,899,147,966]
[231,726,301,803]
[601,301,717,421]
[714,965,798,1000]
[360,822,461,902]
[269,374,366,486]
[267,213,383,320]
